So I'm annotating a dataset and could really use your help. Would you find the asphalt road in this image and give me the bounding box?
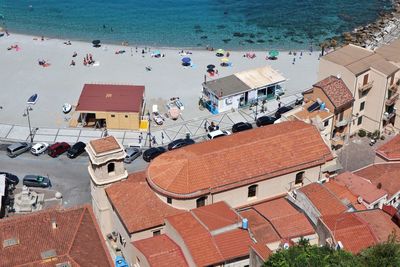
[0,143,149,207]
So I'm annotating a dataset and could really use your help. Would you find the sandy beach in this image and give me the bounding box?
[0,33,321,128]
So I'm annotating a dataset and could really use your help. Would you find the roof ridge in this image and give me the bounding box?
[66,207,87,254]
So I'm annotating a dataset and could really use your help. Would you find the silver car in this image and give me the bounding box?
[124,147,142,163]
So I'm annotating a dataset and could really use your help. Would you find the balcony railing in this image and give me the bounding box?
[386,93,399,106]
[335,118,348,128]
[358,81,374,92]
[383,111,396,121]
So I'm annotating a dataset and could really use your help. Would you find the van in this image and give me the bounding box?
[48,142,71,158]
[7,142,32,158]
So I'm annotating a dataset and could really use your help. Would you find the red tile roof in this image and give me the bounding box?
[76,84,145,113]
[133,234,188,267]
[323,180,367,210]
[376,135,400,161]
[313,76,354,110]
[355,163,400,199]
[105,171,183,233]
[355,209,399,243]
[147,121,333,198]
[321,213,377,254]
[334,172,387,204]
[239,209,281,244]
[89,136,122,154]
[299,183,347,216]
[0,205,112,267]
[191,201,241,231]
[166,202,253,266]
[251,243,273,261]
[252,198,315,239]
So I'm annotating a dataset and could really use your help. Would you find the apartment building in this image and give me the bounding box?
[319,44,400,134]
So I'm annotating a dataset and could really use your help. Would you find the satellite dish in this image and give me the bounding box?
[357,196,363,204]
[337,74,341,79]
[283,243,290,249]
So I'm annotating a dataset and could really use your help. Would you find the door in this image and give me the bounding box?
[363,74,369,85]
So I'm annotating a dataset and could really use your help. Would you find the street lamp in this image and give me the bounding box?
[147,111,152,148]
[23,106,34,143]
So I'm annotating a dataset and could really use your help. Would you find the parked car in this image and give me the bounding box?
[143,147,166,162]
[0,172,19,186]
[7,142,32,158]
[124,147,142,163]
[275,106,293,119]
[67,141,86,159]
[22,175,51,188]
[153,112,164,125]
[207,130,232,139]
[27,93,38,105]
[168,138,195,150]
[256,116,276,127]
[48,142,71,157]
[31,142,49,155]
[232,122,253,133]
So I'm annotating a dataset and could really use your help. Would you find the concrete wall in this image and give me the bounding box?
[249,247,266,267]
[131,245,151,267]
[91,182,114,237]
[217,94,242,113]
[155,165,325,210]
[288,190,322,226]
[90,159,127,185]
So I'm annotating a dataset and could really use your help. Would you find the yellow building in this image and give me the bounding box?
[75,84,145,130]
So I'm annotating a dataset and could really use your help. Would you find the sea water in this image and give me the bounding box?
[0,0,393,49]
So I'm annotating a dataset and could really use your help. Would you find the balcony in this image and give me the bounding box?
[335,118,348,128]
[358,81,374,92]
[386,93,399,106]
[389,83,398,93]
[383,111,396,121]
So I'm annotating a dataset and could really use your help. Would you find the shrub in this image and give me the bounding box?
[381,135,386,140]
[367,132,372,138]
[372,130,380,139]
[358,129,367,137]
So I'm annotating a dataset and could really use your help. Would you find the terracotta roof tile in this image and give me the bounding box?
[321,213,377,254]
[191,201,241,231]
[147,121,333,198]
[76,84,145,113]
[324,180,367,210]
[251,243,273,261]
[239,209,280,244]
[253,198,315,239]
[355,209,400,243]
[105,171,183,233]
[213,229,253,260]
[299,183,347,216]
[0,206,112,267]
[133,234,188,267]
[89,136,121,154]
[334,172,387,204]
[313,76,354,110]
[166,212,224,266]
[354,163,400,199]
[376,135,400,161]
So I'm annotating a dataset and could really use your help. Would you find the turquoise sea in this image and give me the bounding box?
[0,0,394,49]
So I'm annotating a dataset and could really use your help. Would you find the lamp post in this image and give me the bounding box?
[147,111,152,148]
[23,106,33,143]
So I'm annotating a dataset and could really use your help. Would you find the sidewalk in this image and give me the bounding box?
[0,94,303,147]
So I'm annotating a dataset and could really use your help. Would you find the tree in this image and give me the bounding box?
[264,239,360,267]
[358,232,400,267]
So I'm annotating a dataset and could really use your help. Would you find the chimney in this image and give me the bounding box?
[51,219,58,229]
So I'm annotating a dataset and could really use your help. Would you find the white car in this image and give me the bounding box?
[30,142,49,155]
[62,103,72,114]
[207,130,232,139]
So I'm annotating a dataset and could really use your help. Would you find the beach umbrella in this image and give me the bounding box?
[221,57,229,63]
[92,40,101,45]
[182,57,191,63]
[169,106,180,120]
[207,64,215,69]
[268,50,279,58]
[216,49,225,54]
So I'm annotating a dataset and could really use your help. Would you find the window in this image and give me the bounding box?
[167,197,172,204]
[125,115,128,118]
[390,75,395,85]
[107,163,115,174]
[111,114,115,118]
[295,172,305,185]
[357,116,363,125]
[363,74,369,85]
[153,230,161,236]
[324,120,329,127]
[248,185,258,198]
[196,196,206,208]
[360,101,365,111]
[339,112,344,121]
[361,89,369,97]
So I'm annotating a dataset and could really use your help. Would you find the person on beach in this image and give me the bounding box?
[83,58,87,66]
[292,57,296,65]
[72,51,77,57]
[70,60,75,66]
